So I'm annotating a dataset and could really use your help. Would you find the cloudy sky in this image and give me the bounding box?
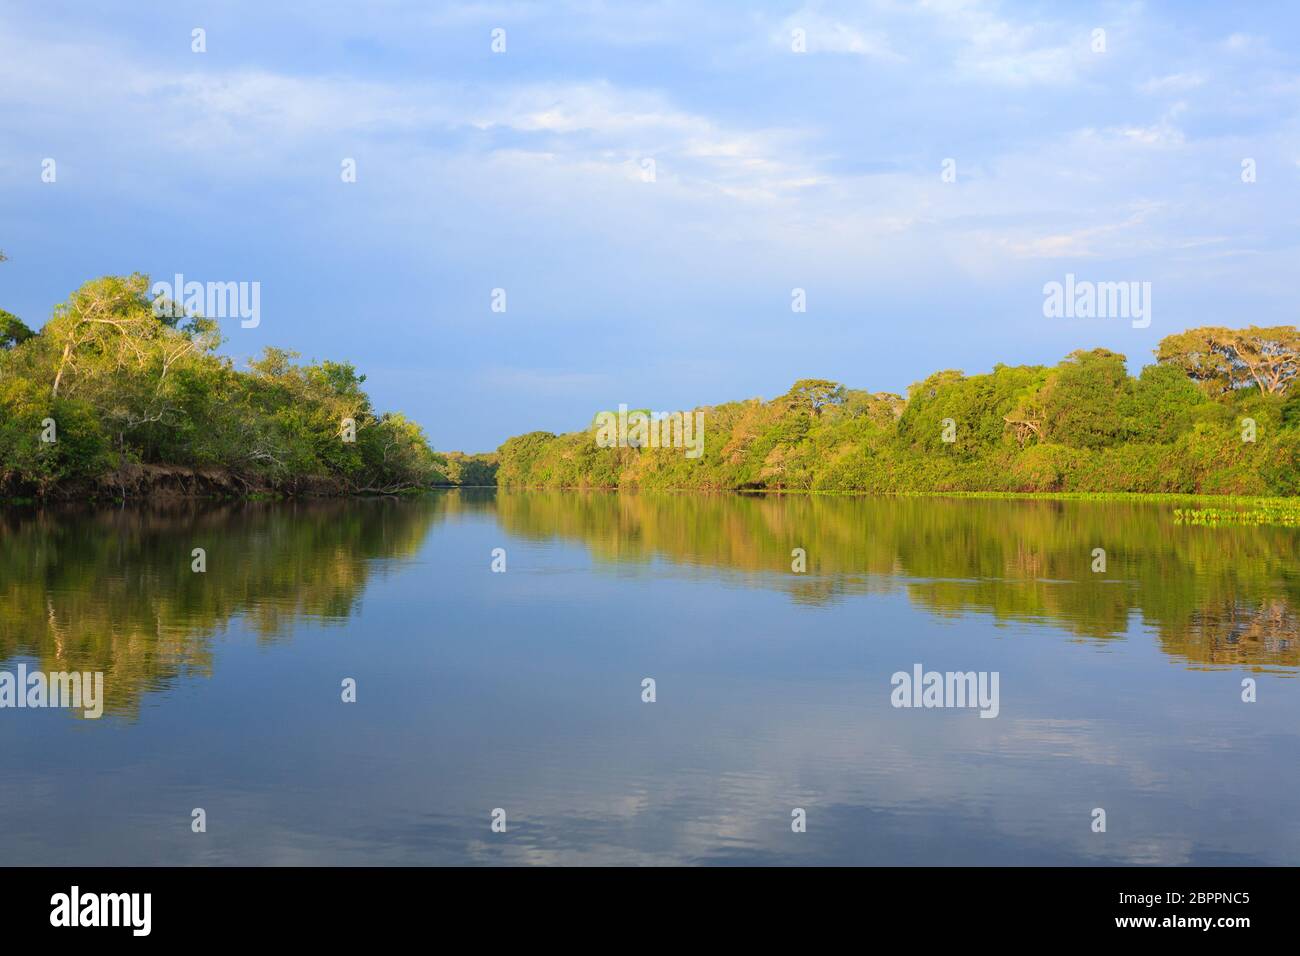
[1,0,1297,451]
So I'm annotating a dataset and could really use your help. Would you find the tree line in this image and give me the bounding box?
[495,327,1300,496]
[3,267,1296,499]
[1,271,443,497]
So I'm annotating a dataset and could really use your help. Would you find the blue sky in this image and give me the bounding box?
[1,0,1297,451]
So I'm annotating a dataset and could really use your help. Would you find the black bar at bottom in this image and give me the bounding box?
[0,866,1279,941]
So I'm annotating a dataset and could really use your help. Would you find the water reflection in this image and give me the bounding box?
[491,491,1300,671]
[0,498,440,716]
[1,491,1296,722]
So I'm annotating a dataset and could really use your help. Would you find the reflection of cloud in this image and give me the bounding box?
[340,671,1293,865]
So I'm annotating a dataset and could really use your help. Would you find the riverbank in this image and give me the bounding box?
[0,463,433,503]
[8,478,1298,515]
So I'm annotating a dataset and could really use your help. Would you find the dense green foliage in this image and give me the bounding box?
[5,270,1295,500]
[496,332,1300,496]
[1,274,443,497]
[434,450,499,486]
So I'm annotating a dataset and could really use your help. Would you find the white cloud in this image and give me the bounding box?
[1,0,1295,297]
[989,206,1162,260]
[918,0,1094,86]
[1138,72,1205,95]
[1223,33,1261,53]
[776,9,903,59]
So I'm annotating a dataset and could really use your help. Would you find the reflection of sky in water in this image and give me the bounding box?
[1,494,1298,865]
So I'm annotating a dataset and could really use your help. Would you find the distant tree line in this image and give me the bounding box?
[496,328,1300,496]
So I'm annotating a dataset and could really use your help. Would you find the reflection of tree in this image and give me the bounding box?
[4,489,1294,722]
[0,499,439,717]
[1172,600,1299,669]
[490,490,1300,671]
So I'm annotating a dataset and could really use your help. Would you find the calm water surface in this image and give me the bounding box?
[1,490,1297,865]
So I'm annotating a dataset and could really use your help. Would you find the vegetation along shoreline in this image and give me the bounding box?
[2,270,1296,504]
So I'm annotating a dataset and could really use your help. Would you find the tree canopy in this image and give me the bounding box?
[1,274,445,497]
[4,271,1296,500]
[1156,326,1300,397]
[495,327,1300,496]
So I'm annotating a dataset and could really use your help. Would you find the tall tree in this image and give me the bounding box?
[1156,326,1299,396]
[45,274,219,398]
[784,379,846,416]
